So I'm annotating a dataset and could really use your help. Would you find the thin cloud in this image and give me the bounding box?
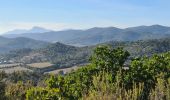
[0,22,78,34]
[0,21,127,34]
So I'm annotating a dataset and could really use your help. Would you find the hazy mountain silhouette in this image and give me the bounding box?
[3,25,170,46]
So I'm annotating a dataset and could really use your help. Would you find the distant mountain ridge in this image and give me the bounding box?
[3,26,52,35]
[2,25,170,46]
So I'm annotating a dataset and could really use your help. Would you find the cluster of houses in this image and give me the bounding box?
[0,53,48,65]
[0,58,14,64]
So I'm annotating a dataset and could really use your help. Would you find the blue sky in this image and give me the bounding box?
[0,0,170,33]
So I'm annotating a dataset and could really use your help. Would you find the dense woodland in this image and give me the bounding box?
[0,45,170,99]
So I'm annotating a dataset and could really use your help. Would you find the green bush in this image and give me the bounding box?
[26,87,60,100]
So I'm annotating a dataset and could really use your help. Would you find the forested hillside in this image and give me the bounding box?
[107,37,170,56]
[2,37,170,68]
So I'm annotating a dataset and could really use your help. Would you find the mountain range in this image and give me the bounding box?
[3,26,51,35]
[2,25,170,46]
[1,24,170,54]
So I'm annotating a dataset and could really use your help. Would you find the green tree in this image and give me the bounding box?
[91,45,130,72]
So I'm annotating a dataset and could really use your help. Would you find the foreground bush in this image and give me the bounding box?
[5,81,33,99]
[84,72,170,100]
[26,87,60,100]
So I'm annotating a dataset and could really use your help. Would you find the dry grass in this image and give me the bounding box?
[0,63,20,68]
[27,62,53,68]
[83,72,170,100]
[47,66,80,74]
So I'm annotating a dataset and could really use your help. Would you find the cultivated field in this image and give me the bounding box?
[46,66,80,74]
[0,66,32,73]
[27,62,54,68]
[0,62,84,74]
[0,63,20,68]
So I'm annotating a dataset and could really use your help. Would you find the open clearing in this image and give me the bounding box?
[27,62,54,68]
[46,66,80,74]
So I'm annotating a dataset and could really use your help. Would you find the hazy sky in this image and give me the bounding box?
[0,0,170,33]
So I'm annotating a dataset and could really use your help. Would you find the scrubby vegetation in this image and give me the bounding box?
[0,45,170,99]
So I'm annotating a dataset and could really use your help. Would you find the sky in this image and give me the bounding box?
[0,0,170,33]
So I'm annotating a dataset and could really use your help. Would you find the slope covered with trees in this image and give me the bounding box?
[2,37,170,68]
[107,37,170,56]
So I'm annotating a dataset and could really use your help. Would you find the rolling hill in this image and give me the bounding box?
[0,36,50,53]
